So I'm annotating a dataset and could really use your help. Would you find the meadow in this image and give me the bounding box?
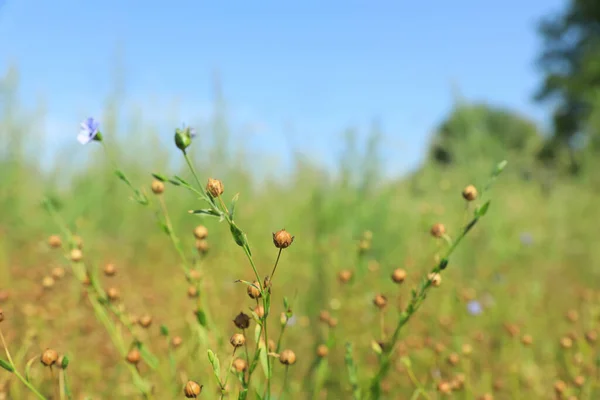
[0,71,599,400]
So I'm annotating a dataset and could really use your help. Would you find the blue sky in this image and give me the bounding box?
[0,0,565,176]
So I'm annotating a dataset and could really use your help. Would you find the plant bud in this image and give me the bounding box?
[316,345,328,358]
[447,352,460,366]
[193,225,208,240]
[253,305,265,319]
[230,333,245,348]
[462,185,478,201]
[428,273,442,287]
[430,223,446,238]
[206,178,224,198]
[247,281,261,299]
[104,263,117,276]
[70,249,83,262]
[554,380,566,394]
[151,180,164,194]
[51,267,65,280]
[521,334,533,346]
[48,235,62,248]
[373,294,388,309]
[187,286,198,298]
[174,127,194,152]
[171,336,183,348]
[279,349,296,365]
[560,336,573,349]
[391,268,407,283]
[41,348,58,366]
[233,312,251,329]
[584,330,597,345]
[42,276,55,290]
[232,358,247,372]
[126,349,141,364]
[338,270,353,284]
[327,317,338,328]
[107,287,120,301]
[139,315,152,328]
[184,380,202,398]
[272,229,294,249]
[195,239,209,254]
[319,310,330,323]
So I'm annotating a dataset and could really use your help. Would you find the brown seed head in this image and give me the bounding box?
[461,343,473,356]
[428,273,442,287]
[316,344,328,358]
[48,235,62,248]
[70,249,83,262]
[391,268,407,284]
[338,269,353,284]
[319,310,330,323]
[437,381,452,394]
[103,263,116,276]
[0,308,4,323]
[253,305,265,319]
[247,281,261,299]
[193,225,208,240]
[233,312,251,330]
[447,352,460,366]
[273,229,294,249]
[206,178,224,197]
[195,239,209,254]
[462,185,478,201]
[573,375,585,387]
[82,274,91,286]
[521,334,533,346]
[327,317,338,328]
[554,380,566,394]
[430,223,446,238]
[106,287,120,301]
[187,286,198,298]
[139,315,153,328]
[478,394,493,400]
[150,179,164,194]
[503,323,519,338]
[42,276,55,289]
[279,349,296,365]
[373,294,388,309]
[584,330,597,345]
[230,333,246,348]
[434,342,446,354]
[51,267,65,280]
[232,358,247,373]
[41,348,58,366]
[560,336,573,349]
[184,380,202,398]
[566,309,579,323]
[126,349,141,364]
[171,336,183,348]
[0,290,9,303]
[189,269,202,281]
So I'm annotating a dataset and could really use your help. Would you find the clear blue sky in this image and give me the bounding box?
[0,0,565,176]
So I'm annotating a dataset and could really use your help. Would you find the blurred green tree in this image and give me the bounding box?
[534,0,600,172]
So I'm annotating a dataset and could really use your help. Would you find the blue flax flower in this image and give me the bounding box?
[77,117,101,145]
[467,300,483,316]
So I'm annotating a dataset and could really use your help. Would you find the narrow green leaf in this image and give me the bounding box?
[476,200,491,217]
[151,173,168,182]
[189,209,221,218]
[0,358,14,372]
[229,193,240,220]
[114,169,131,184]
[207,350,222,386]
[25,356,37,382]
[230,223,245,247]
[258,341,270,379]
[493,160,508,176]
[195,310,207,327]
[139,343,159,370]
[168,179,181,186]
[160,325,169,336]
[173,175,190,186]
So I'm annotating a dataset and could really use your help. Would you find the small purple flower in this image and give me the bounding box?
[77,117,101,145]
[519,232,533,246]
[467,300,483,316]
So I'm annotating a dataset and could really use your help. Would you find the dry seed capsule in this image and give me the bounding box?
[41,348,58,367]
[279,349,296,365]
[187,286,198,298]
[51,267,65,280]
[337,269,353,284]
[139,315,153,328]
[0,308,4,323]
[373,294,388,309]
[232,358,247,372]
[151,180,164,194]
[462,185,478,201]
[273,229,294,249]
[184,380,202,398]
[428,273,442,287]
[206,178,224,197]
[316,345,328,358]
[247,281,261,299]
[233,312,251,329]
[193,225,208,240]
[70,249,83,262]
[195,239,209,254]
[430,223,446,238]
[42,276,55,289]
[126,349,141,365]
[104,263,116,276]
[171,336,183,348]
[391,268,407,283]
[521,334,533,346]
[106,287,120,301]
[48,235,62,248]
[230,333,245,348]
[253,305,265,319]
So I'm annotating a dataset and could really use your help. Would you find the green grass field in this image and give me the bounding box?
[0,72,599,400]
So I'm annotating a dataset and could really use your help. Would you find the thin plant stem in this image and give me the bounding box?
[269,249,283,282]
[278,366,290,399]
[0,328,47,400]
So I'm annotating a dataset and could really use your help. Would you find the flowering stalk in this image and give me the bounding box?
[366,160,507,399]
